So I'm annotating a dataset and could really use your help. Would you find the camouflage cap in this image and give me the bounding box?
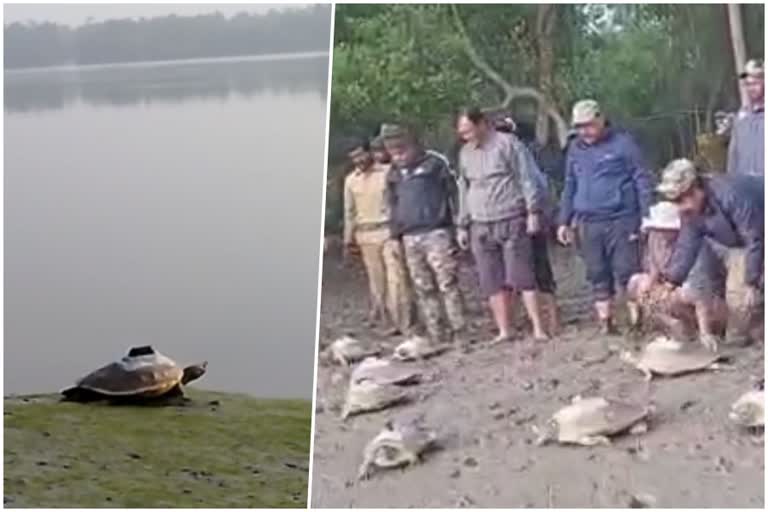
[657,158,698,200]
[739,59,764,79]
[571,99,601,126]
[380,123,407,140]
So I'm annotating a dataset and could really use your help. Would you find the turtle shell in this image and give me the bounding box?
[351,357,421,386]
[639,337,720,375]
[554,397,649,443]
[73,349,183,397]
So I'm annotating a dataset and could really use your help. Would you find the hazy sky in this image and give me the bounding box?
[4,3,308,27]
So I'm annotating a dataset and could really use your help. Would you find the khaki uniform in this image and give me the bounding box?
[344,164,412,330]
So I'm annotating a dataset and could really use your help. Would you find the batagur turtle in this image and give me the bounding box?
[729,389,764,429]
[351,357,422,386]
[533,396,652,446]
[326,336,380,366]
[393,336,449,361]
[357,416,437,480]
[340,379,408,420]
[620,336,724,381]
[61,346,207,404]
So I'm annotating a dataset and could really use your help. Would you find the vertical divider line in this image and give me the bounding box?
[306,2,336,508]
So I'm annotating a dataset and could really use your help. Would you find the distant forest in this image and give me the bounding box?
[4,5,332,69]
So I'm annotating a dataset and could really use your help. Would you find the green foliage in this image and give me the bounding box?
[4,392,310,507]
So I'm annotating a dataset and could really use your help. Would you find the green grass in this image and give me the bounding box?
[4,391,311,508]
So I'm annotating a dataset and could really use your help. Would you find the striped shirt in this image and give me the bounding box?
[457,130,542,226]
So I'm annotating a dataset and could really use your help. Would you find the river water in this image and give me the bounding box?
[4,53,328,398]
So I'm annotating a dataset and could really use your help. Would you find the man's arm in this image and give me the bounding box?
[455,152,471,229]
[624,134,654,218]
[661,218,704,286]
[513,138,544,214]
[342,176,356,246]
[730,192,763,286]
[556,150,577,227]
[438,158,460,223]
[385,168,402,239]
[726,124,740,174]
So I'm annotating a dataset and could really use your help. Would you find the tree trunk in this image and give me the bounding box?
[727,4,748,108]
[535,4,556,146]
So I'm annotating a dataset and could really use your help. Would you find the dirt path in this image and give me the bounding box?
[311,246,764,508]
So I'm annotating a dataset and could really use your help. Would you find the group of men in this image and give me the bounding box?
[339,59,764,351]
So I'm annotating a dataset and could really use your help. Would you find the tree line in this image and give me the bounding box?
[4,5,332,69]
[330,4,764,166]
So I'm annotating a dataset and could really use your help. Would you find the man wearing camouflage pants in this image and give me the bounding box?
[382,124,466,346]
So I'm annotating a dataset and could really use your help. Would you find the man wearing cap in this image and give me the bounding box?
[454,107,550,343]
[627,201,727,350]
[382,124,466,347]
[557,99,654,335]
[343,137,412,335]
[654,158,764,345]
[727,59,764,176]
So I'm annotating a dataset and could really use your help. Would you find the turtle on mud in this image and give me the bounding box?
[357,416,437,480]
[729,386,765,431]
[340,379,409,420]
[620,336,724,381]
[393,336,450,361]
[325,336,380,366]
[351,357,422,386]
[533,396,652,446]
[61,346,207,405]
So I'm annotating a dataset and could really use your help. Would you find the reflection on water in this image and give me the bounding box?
[4,52,329,113]
[5,54,328,398]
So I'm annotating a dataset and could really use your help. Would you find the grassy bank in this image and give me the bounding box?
[4,390,310,508]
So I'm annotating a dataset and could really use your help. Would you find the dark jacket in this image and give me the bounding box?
[386,150,458,238]
[557,127,654,225]
[664,174,764,287]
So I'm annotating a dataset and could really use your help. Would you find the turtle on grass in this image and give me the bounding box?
[357,416,437,480]
[620,336,725,381]
[61,346,207,405]
[533,396,652,446]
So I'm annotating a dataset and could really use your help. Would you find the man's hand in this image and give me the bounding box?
[342,243,356,265]
[526,213,542,235]
[456,228,470,251]
[557,225,574,246]
[744,285,759,310]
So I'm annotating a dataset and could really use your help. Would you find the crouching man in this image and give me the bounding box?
[627,201,728,349]
[647,159,764,346]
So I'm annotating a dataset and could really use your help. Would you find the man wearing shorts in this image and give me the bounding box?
[455,107,548,342]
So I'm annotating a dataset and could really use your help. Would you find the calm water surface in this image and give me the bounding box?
[4,53,328,398]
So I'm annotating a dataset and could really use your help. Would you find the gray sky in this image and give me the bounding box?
[4,3,308,27]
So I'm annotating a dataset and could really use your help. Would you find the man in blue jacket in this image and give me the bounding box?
[557,100,654,334]
[654,158,764,345]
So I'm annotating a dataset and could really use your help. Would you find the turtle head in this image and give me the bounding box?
[532,420,558,446]
[182,362,208,384]
[619,350,638,366]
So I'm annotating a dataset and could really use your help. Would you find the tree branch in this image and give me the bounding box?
[450,4,568,147]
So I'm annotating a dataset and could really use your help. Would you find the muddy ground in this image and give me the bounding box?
[4,391,310,508]
[311,245,764,508]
